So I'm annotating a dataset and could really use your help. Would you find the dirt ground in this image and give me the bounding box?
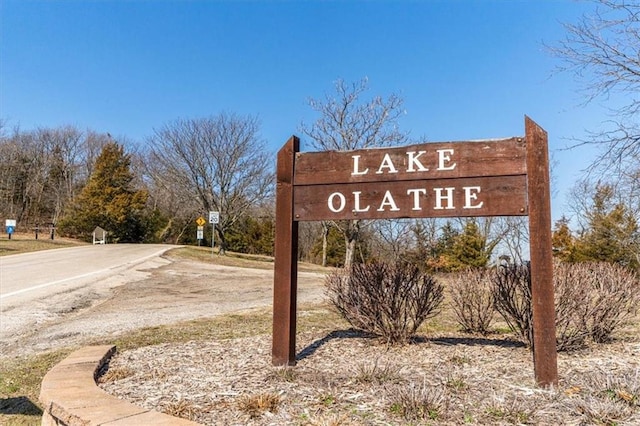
[1,252,327,360]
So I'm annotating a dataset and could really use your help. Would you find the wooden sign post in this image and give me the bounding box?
[272,117,558,386]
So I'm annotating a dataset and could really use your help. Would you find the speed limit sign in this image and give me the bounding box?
[209,211,220,224]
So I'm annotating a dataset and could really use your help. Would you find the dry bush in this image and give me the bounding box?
[554,261,592,351]
[492,263,533,347]
[494,261,640,350]
[577,262,640,343]
[325,262,444,344]
[448,267,495,334]
[237,392,280,418]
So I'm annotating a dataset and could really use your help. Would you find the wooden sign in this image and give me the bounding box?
[293,138,526,185]
[272,116,558,387]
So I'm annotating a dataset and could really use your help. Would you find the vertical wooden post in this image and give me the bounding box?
[525,116,558,387]
[272,136,300,366]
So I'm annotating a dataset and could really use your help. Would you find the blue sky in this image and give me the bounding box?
[1,1,612,221]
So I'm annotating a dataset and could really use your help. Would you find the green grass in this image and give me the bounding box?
[0,349,72,425]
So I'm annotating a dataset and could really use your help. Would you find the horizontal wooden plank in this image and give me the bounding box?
[294,138,526,185]
[294,175,528,221]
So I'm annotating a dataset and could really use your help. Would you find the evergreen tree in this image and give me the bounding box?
[447,220,492,270]
[59,142,149,242]
[226,215,275,256]
[425,221,459,272]
[551,216,576,262]
[312,225,346,267]
[573,184,639,269]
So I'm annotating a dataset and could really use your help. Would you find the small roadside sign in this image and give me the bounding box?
[5,219,16,239]
[196,217,206,227]
[209,211,220,224]
[196,226,204,240]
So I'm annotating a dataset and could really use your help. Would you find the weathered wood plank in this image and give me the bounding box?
[525,117,558,387]
[272,136,299,366]
[294,175,528,221]
[294,138,526,185]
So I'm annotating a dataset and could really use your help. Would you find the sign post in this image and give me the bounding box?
[5,219,16,240]
[196,217,206,246]
[525,117,558,386]
[272,118,557,386]
[209,211,220,255]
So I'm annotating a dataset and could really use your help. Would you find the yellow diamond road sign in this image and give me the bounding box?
[196,216,206,227]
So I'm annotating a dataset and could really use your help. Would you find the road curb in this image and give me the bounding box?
[39,345,201,425]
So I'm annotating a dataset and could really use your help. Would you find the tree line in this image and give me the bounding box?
[1,80,638,271]
[4,0,640,271]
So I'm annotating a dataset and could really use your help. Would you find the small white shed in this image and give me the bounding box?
[92,226,107,244]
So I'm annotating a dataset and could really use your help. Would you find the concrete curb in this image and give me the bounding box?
[39,345,201,425]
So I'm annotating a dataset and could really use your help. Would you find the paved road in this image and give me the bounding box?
[0,244,327,358]
[0,244,176,302]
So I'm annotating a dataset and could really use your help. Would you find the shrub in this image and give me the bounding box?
[553,261,591,350]
[573,262,640,343]
[492,263,533,347]
[325,262,444,344]
[448,268,495,334]
[493,261,640,350]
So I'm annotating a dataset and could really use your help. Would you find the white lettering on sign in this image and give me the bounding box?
[407,151,429,172]
[328,192,346,213]
[375,154,399,175]
[433,187,455,210]
[352,155,368,176]
[351,149,457,177]
[323,185,487,215]
[353,191,370,212]
[321,147,491,217]
[436,149,456,171]
[407,188,427,210]
[377,191,401,212]
[463,186,484,209]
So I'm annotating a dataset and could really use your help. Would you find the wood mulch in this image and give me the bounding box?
[99,323,640,426]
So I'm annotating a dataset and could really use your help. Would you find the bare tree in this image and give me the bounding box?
[300,78,408,269]
[147,113,274,253]
[369,219,416,263]
[494,217,530,265]
[0,125,115,230]
[37,126,85,224]
[551,0,640,180]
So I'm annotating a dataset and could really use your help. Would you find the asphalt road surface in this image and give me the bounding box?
[0,244,177,357]
[0,244,175,303]
[0,244,326,359]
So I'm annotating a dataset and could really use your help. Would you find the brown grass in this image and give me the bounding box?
[169,245,331,273]
[0,232,87,256]
[237,393,281,418]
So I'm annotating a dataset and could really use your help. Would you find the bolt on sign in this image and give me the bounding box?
[273,117,557,386]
